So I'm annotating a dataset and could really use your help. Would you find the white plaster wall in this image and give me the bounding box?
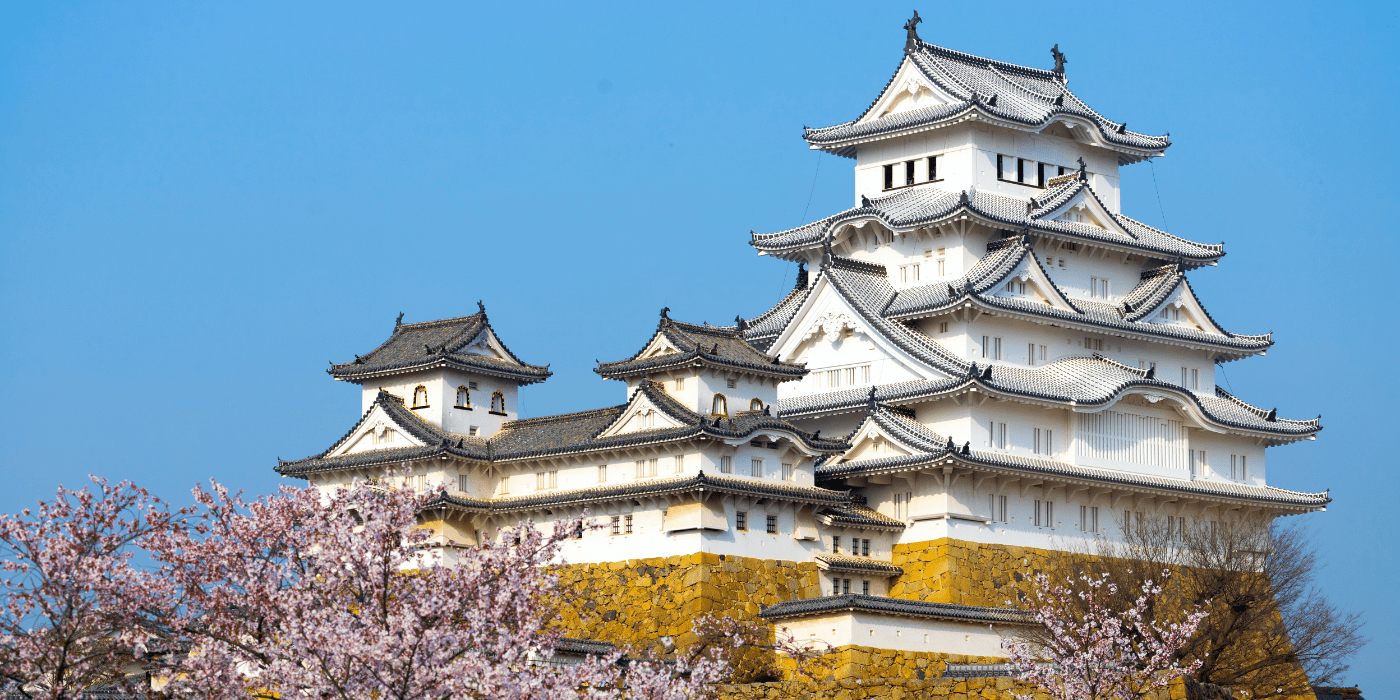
[783,611,1010,659]
[359,368,518,437]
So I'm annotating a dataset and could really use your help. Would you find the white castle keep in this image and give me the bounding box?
[276,20,1326,665]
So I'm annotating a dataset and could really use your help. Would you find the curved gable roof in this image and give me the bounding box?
[328,307,551,385]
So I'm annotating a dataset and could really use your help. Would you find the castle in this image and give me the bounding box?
[274,17,1328,684]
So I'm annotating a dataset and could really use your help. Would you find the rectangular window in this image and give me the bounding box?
[989,422,1007,450]
[766,515,777,534]
[894,492,911,520]
[1040,345,1047,361]
[458,474,468,492]
[899,265,908,283]
[726,378,737,389]
[674,455,684,474]
[635,459,657,478]
[938,321,949,333]
[1191,368,1200,390]
[598,464,608,483]
[1240,455,1248,480]
[831,535,840,553]
[1079,505,1099,533]
[844,367,855,386]
[861,365,871,383]
[998,154,1010,180]
[573,521,584,539]
[720,456,733,473]
[1028,342,1037,366]
[750,458,763,477]
[1035,500,1055,528]
[782,462,794,480]
[675,377,685,390]
[610,516,620,535]
[468,425,479,436]
[468,381,478,390]
[905,159,916,186]
[499,475,510,495]
[936,259,946,276]
[842,579,851,595]
[624,514,633,534]
[989,494,1008,522]
[1090,277,1110,299]
[1017,157,1026,183]
[861,538,871,556]
[831,577,840,596]
[1230,454,1238,480]
[982,336,1002,360]
[828,368,841,387]
[1034,428,1053,456]
[927,155,939,181]
[911,263,920,281]
[535,470,558,490]
[736,511,747,531]
[862,580,870,595]
[883,164,894,189]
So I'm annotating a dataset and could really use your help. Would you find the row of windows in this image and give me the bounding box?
[410,383,505,414]
[709,394,765,416]
[830,578,871,596]
[809,364,871,391]
[734,511,779,534]
[717,456,795,479]
[997,154,1071,188]
[831,536,872,556]
[881,155,942,190]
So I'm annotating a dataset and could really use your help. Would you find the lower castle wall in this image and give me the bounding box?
[889,537,1055,607]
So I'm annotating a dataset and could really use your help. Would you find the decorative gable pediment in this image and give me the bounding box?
[456,327,510,360]
[861,59,957,123]
[770,275,946,383]
[1143,281,1225,335]
[596,389,688,438]
[989,254,1077,311]
[1040,187,1129,237]
[334,404,429,456]
[834,415,921,465]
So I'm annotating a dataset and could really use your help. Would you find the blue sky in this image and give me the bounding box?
[1,1,1395,689]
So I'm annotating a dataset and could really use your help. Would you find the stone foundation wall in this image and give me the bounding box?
[554,552,822,648]
[712,674,1186,700]
[889,538,1055,608]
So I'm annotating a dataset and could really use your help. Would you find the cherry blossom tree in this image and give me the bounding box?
[0,478,184,700]
[148,479,822,700]
[1002,571,1208,700]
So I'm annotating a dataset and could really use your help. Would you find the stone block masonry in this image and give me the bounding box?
[889,538,1057,608]
[554,552,824,649]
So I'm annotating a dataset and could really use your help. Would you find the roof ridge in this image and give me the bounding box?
[394,313,484,331]
[499,405,626,430]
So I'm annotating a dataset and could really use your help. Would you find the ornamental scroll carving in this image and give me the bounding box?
[805,312,863,343]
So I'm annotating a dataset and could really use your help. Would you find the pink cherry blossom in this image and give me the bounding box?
[1002,571,1207,700]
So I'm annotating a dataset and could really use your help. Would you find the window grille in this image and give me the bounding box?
[750,458,763,477]
[736,511,747,531]
[719,456,732,473]
[766,515,777,534]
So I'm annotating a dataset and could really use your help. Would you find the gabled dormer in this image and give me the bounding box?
[595,309,808,416]
[327,304,550,437]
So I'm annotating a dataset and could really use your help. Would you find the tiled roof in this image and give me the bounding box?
[822,257,970,376]
[804,42,1169,161]
[328,307,551,384]
[596,311,806,381]
[741,266,812,352]
[776,353,1320,440]
[751,182,1222,263]
[880,237,1271,354]
[277,382,848,477]
[555,637,618,657]
[760,593,1032,625]
[426,471,851,515]
[815,405,1329,509]
[815,502,907,531]
[814,554,904,576]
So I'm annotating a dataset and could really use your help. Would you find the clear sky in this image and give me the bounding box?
[1,1,1395,689]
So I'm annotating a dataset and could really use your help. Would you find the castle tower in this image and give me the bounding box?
[742,21,1327,642]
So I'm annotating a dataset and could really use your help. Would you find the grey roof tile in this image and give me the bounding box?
[751,182,1221,263]
[277,382,848,476]
[814,554,904,576]
[815,405,1328,508]
[804,42,1169,159]
[815,502,907,531]
[328,308,551,384]
[759,593,1032,624]
[597,312,806,381]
